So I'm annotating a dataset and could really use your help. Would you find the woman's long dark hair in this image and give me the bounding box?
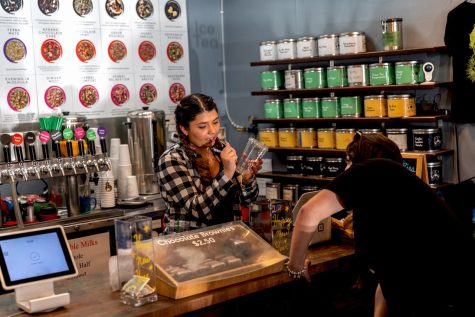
[346,131,403,164]
[175,93,218,142]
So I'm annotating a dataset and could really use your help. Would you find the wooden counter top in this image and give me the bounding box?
[0,242,355,317]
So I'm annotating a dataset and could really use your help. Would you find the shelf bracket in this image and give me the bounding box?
[378,56,383,63]
[329,60,335,67]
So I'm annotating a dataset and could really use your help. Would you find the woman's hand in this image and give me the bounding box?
[241,158,263,185]
[220,143,237,179]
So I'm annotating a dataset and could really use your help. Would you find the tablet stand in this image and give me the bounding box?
[15,282,70,313]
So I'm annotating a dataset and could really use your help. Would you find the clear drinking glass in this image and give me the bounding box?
[236,137,268,174]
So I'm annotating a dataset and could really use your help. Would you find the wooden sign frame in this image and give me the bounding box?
[401,153,428,183]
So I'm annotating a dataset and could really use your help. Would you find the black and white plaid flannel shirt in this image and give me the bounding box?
[158,143,259,233]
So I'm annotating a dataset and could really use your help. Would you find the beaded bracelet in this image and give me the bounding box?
[286,265,306,279]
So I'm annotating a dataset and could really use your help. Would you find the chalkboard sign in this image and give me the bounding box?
[401,153,428,183]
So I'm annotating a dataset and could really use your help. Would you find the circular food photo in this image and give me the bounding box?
[76,39,96,63]
[44,86,66,109]
[1,0,23,14]
[169,83,185,103]
[167,41,183,63]
[73,0,93,17]
[136,0,153,19]
[164,0,180,21]
[7,87,30,112]
[79,85,99,108]
[111,84,129,106]
[139,83,157,105]
[4,38,26,63]
[105,0,124,18]
[138,41,156,63]
[108,40,127,63]
[41,39,62,63]
[38,0,59,16]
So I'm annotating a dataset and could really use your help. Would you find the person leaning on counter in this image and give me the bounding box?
[287,132,475,316]
[158,93,263,234]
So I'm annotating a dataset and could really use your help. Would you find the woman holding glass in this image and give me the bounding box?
[158,93,263,233]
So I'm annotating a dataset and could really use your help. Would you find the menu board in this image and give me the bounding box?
[0,0,190,123]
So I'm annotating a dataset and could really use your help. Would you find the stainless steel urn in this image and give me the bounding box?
[126,107,166,195]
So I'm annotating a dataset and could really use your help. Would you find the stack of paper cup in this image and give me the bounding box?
[99,171,116,208]
[125,175,139,198]
[109,138,121,180]
[118,144,132,199]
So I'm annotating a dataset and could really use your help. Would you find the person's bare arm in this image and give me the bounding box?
[374,283,388,317]
[287,189,344,280]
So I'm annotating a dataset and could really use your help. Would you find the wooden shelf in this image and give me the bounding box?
[250,46,448,67]
[266,147,453,157]
[251,82,451,96]
[257,171,334,183]
[253,115,450,124]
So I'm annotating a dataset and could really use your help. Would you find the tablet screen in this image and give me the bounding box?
[0,226,77,290]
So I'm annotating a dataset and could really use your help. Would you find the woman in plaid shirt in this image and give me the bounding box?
[158,93,262,233]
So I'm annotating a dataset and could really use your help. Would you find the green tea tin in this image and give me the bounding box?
[321,96,340,118]
[395,61,423,85]
[326,66,348,88]
[260,70,283,90]
[263,99,283,119]
[340,96,362,117]
[304,67,326,89]
[283,98,302,118]
[302,97,321,118]
[369,62,394,86]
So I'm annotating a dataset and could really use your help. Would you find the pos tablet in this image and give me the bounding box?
[0,225,78,313]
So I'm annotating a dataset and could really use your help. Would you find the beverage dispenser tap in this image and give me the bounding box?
[74,127,88,172]
[24,132,40,179]
[86,129,99,171]
[38,131,53,177]
[97,126,111,170]
[0,134,14,182]
[12,133,27,181]
[62,128,76,174]
[50,130,64,176]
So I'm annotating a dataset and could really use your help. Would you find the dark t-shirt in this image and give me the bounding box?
[444,2,475,123]
[326,159,474,315]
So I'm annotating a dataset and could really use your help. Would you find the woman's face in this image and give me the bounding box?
[181,109,220,148]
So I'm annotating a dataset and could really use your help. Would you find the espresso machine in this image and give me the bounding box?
[126,107,166,195]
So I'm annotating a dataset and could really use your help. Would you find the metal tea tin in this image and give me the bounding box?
[263,99,283,119]
[287,155,305,174]
[304,67,326,89]
[304,156,325,176]
[347,64,369,86]
[302,97,321,118]
[395,61,423,85]
[299,185,319,198]
[326,66,348,87]
[386,128,409,151]
[338,32,366,54]
[382,18,403,51]
[259,40,277,61]
[278,127,298,148]
[335,128,356,150]
[260,70,283,90]
[277,38,297,59]
[387,94,416,118]
[364,95,388,117]
[412,128,442,152]
[266,182,281,200]
[282,184,299,204]
[297,36,318,58]
[369,63,395,86]
[259,128,279,147]
[427,161,442,186]
[340,96,363,117]
[359,128,382,135]
[317,34,339,56]
[284,69,304,89]
[324,158,346,177]
[297,128,318,148]
[317,128,336,149]
[283,98,302,118]
[321,96,341,118]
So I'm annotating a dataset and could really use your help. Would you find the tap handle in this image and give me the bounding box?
[98,126,107,155]
[12,133,24,162]
[39,131,51,160]
[74,127,86,156]
[51,130,62,158]
[25,132,37,161]
[63,128,74,157]
[86,129,97,155]
[1,134,11,163]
